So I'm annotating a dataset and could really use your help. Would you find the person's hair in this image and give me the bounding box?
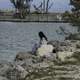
[38,31,48,41]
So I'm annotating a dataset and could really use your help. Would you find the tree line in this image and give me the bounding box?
[61,0,80,30]
[10,0,53,19]
[10,0,80,28]
[10,0,33,18]
[70,0,80,31]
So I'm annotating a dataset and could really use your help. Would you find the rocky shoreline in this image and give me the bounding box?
[0,40,80,80]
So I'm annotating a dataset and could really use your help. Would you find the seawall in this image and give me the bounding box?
[0,13,68,22]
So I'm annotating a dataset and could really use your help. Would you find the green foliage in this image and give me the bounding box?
[70,0,80,30]
[62,11,71,21]
[70,0,80,11]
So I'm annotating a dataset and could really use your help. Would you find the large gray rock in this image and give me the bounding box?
[15,51,35,61]
[6,64,29,80]
[66,33,80,40]
[57,51,75,62]
[0,61,12,77]
[0,76,9,80]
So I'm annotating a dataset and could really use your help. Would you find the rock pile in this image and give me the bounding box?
[0,40,80,80]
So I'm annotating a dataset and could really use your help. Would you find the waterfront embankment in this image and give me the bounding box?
[0,13,68,22]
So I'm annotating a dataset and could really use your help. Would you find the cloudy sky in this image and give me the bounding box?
[0,0,71,12]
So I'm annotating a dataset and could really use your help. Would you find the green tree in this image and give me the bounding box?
[70,0,80,27]
[10,0,33,19]
[62,11,71,21]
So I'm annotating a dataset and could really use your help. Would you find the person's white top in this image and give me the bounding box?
[37,40,54,57]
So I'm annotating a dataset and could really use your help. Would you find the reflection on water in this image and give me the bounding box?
[0,22,78,61]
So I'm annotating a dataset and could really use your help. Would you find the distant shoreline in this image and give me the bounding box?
[0,19,68,23]
[0,13,69,23]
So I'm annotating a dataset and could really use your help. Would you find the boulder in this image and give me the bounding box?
[15,51,36,61]
[0,76,9,80]
[47,40,59,47]
[57,51,74,62]
[0,61,12,77]
[72,51,80,62]
[66,33,80,40]
[6,64,29,80]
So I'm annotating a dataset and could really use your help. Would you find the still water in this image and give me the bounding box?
[0,22,77,61]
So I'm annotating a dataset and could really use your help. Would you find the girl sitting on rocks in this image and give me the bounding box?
[32,31,56,58]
